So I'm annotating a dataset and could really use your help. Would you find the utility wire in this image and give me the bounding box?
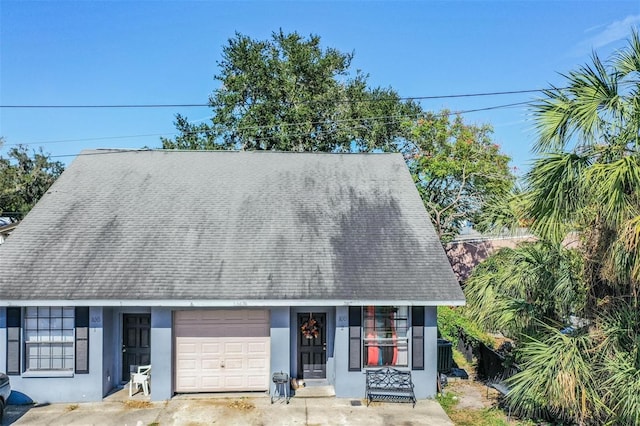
[10,101,530,149]
[43,101,530,158]
[0,88,562,109]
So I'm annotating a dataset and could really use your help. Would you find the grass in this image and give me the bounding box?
[437,391,459,413]
[65,404,79,412]
[439,390,533,426]
[449,407,513,426]
[438,349,536,426]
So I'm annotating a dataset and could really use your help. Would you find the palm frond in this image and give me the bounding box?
[464,240,585,337]
[532,88,573,152]
[532,53,621,153]
[587,155,640,227]
[506,326,600,424]
[601,351,640,426]
[565,55,620,146]
[614,28,640,78]
[474,186,528,233]
[526,152,591,242]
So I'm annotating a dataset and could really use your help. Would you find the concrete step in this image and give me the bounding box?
[292,385,335,398]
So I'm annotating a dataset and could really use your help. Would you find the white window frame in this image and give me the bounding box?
[24,306,75,372]
[362,306,409,367]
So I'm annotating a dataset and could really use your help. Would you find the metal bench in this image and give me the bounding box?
[365,367,416,407]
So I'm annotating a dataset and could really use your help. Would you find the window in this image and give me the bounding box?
[363,306,408,367]
[24,307,75,371]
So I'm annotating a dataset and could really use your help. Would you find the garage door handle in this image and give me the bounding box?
[221,361,225,368]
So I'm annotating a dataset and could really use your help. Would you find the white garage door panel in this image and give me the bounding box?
[175,310,270,393]
[248,357,267,369]
[225,342,244,353]
[202,376,222,388]
[178,376,197,389]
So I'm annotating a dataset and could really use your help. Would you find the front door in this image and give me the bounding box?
[122,314,151,381]
[298,313,326,379]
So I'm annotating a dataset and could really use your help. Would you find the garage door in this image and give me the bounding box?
[174,310,270,392]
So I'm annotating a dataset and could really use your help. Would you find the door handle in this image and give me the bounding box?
[221,361,225,368]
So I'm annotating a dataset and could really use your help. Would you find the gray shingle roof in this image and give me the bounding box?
[0,150,464,305]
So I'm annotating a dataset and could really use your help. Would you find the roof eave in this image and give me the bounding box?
[0,299,466,307]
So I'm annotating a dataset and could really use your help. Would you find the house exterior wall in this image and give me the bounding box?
[101,307,116,397]
[150,307,172,401]
[334,305,364,397]
[270,306,291,380]
[2,304,440,403]
[333,305,438,399]
[413,306,438,398]
[0,307,105,404]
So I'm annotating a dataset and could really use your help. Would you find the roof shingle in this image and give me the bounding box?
[0,150,464,305]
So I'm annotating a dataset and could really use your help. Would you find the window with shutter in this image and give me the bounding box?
[363,306,409,367]
[24,307,75,372]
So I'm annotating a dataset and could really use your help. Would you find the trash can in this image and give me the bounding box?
[437,339,453,374]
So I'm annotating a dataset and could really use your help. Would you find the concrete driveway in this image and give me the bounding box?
[2,394,453,425]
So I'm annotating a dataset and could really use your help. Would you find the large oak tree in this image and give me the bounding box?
[162,30,515,240]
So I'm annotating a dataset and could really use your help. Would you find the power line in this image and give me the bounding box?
[40,101,530,158]
[0,87,561,109]
[9,100,530,149]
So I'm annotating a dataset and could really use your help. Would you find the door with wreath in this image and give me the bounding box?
[297,313,326,379]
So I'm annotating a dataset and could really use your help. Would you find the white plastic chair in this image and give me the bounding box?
[129,365,151,397]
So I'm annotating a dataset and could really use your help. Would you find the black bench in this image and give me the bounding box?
[365,367,416,407]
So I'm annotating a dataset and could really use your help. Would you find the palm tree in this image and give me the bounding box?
[465,30,640,424]
[529,30,640,310]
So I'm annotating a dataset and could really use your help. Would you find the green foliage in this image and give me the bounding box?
[437,391,459,413]
[437,306,494,348]
[454,409,514,426]
[526,152,591,243]
[466,30,640,424]
[506,326,600,425]
[439,390,526,426]
[596,299,640,425]
[161,31,515,239]
[464,241,585,338]
[162,30,420,152]
[0,144,64,217]
[474,185,531,234]
[403,113,514,241]
[528,30,640,298]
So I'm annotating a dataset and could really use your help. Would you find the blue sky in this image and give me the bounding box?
[1,1,639,173]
